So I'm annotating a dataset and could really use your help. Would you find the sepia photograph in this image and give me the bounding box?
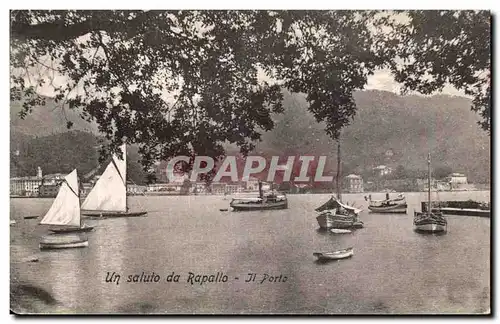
[8,7,491,315]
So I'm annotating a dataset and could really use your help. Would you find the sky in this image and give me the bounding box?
[365,69,467,97]
[32,64,468,100]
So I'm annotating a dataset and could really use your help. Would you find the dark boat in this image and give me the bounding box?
[82,211,147,218]
[414,211,447,232]
[422,200,490,217]
[315,139,363,229]
[367,194,407,214]
[413,154,447,233]
[49,223,94,233]
[315,196,362,229]
[230,181,288,211]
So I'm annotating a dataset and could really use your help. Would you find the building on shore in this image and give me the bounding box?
[10,167,66,197]
[39,184,60,197]
[345,174,364,193]
[10,176,43,196]
[127,183,147,195]
[373,165,393,176]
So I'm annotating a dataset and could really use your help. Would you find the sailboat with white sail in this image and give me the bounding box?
[81,144,147,217]
[39,169,90,249]
[39,169,93,233]
[413,153,447,233]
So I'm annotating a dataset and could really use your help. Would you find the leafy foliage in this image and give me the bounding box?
[10,10,391,174]
[378,10,491,133]
[10,10,491,178]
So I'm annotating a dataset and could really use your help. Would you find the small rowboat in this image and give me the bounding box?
[39,234,88,250]
[313,247,354,261]
[330,229,352,234]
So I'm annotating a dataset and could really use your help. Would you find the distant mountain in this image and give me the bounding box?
[10,90,491,184]
[10,130,101,178]
[10,130,150,185]
[258,90,491,183]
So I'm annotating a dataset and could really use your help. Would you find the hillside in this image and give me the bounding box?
[257,90,490,183]
[10,96,99,136]
[10,90,491,184]
[10,130,149,185]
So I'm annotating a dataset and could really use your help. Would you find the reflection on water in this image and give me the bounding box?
[10,192,490,314]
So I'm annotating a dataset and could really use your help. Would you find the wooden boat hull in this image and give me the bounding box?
[316,214,357,229]
[414,223,447,232]
[422,201,490,217]
[49,225,94,234]
[230,200,288,211]
[414,211,447,233]
[39,240,89,250]
[430,207,490,217]
[39,234,89,250]
[368,204,407,213]
[330,229,352,234]
[313,248,354,261]
[82,211,148,218]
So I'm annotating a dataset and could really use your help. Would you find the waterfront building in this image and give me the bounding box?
[39,184,60,197]
[373,165,393,176]
[10,176,43,196]
[447,173,468,185]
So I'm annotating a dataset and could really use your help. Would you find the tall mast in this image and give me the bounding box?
[427,153,431,215]
[336,139,342,201]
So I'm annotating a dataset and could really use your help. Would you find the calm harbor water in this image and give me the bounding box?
[10,191,490,314]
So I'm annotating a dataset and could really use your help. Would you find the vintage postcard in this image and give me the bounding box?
[9,9,491,315]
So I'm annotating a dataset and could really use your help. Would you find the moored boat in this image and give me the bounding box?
[413,154,447,233]
[367,193,407,213]
[315,197,362,229]
[422,201,490,217]
[315,138,363,229]
[313,247,354,261]
[413,212,447,232]
[230,182,287,211]
[368,203,407,213]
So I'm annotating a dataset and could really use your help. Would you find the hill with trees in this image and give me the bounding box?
[10,90,490,185]
[257,90,490,184]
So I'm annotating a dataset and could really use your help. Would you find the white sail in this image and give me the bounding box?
[40,169,81,227]
[81,144,127,212]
